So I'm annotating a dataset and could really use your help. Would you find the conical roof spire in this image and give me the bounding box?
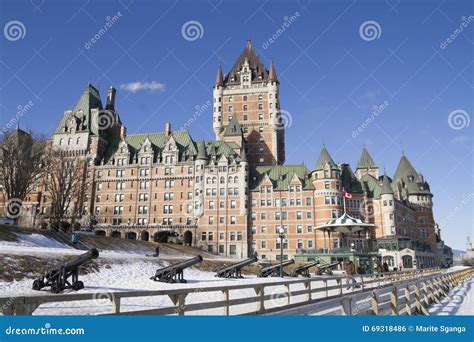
[314,147,338,171]
[381,173,394,195]
[357,147,377,169]
[268,59,278,83]
[196,141,209,160]
[215,64,223,87]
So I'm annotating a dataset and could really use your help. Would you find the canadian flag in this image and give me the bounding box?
[342,191,352,198]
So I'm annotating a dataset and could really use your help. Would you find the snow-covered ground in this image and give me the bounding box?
[0,232,69,249]
[429,276,474,315]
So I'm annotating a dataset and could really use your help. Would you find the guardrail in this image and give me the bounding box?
[0,268,449,316]
[272,267,474,316]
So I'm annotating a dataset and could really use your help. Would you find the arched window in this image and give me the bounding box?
[220,177,225,184]
[212,177,217,184]
[234,176,239,183]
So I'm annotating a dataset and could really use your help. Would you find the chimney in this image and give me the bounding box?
[120,126,127,140]
[106,86,116,110]
[165,122,171,137]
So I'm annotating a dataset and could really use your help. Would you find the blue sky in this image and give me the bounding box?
[0,0,472,250]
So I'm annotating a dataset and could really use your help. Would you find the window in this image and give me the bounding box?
[230,216,236,224]
[229,245,237,255]
[261,241,267,248]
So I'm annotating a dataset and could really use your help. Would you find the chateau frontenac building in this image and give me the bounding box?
[3,40,450,269]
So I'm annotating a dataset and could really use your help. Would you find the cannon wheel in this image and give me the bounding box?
[32,279,44,291]
[72,281,84,291]
[51,283,62,294]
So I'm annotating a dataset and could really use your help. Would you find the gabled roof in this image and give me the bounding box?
[223,116,243,136]
[314,147,338,171]
[102,130,196,164]
[357,147,377,169]
[224,39,269,85]
[249,164,313,191]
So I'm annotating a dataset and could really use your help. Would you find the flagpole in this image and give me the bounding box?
[342,188,347,214]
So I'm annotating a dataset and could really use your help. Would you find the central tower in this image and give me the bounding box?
[213,39,285,166]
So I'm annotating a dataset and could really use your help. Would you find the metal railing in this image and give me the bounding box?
[1,267,456,316]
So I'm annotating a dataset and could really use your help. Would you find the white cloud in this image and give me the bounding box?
[120,81,166,93]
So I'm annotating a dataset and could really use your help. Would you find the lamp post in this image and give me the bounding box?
[279,227,285,277]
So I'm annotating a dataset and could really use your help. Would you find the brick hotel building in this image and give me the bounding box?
[1,40,450,269]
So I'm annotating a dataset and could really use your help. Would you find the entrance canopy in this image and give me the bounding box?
[315,212,375,234]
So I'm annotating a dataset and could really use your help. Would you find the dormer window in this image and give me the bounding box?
[408,175,414,182]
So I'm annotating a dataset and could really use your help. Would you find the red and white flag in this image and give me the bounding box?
[342,191,352,198]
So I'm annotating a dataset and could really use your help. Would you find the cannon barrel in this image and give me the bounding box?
[315,261,340,275]
[48,248,99,274]
[33,248,99,293]
[291,261,320,277]
[152,255,203,282]
[215,256,258,278]
[258,259,295,277]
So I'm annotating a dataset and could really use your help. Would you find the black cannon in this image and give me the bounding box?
[32,248,99,293]
[290,261,321,278]
[258,259,295,277]
[151,255,203,283]
[215,256,258,278]
[314,261,340,275]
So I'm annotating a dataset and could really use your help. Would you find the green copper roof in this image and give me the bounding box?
[341,164,363,193]
[54,83,103,135]
[380,174,394,195]
[196,141,208,160]
[360,174,382,199]
[357,147,377,169]
[103,130,196,164]
[250,164,313,191]
[393,155,431,196]
[314,147,338,171]
[223,116,243,137]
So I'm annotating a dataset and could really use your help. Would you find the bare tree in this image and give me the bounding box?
[47,150,84,229]
[0,129,47,221]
